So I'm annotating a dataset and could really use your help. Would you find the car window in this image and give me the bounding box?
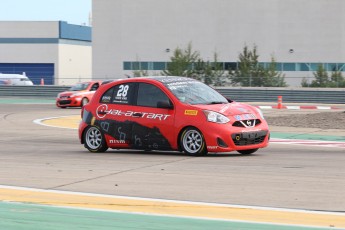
[137,83,170,108]
[164,80,227,105]
[100,83,136,104]
[100,87,114,103]
[90,83,99,91]
[69,83,89,91]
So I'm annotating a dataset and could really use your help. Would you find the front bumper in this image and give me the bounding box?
[56,97,82,107]
[201,122,270,152]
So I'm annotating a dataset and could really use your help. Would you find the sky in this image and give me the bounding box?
[0,0,92,26]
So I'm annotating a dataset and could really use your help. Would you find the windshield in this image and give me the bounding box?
[69,83,89,91]
[20,78,30,82]
[164,79,228,105]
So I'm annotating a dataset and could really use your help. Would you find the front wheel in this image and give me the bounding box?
[83,126,108,152]
[237,149,258,155]
[180,127,207,156]
[81,97,89,107]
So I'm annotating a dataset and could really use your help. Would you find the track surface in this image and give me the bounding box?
[0,104,345,229]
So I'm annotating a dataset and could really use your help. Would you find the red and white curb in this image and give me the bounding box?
[270,138,345,149]
[256,105,339,110]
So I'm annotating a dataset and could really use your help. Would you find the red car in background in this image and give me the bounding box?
[56,81,102,108]
[78,76,270,156]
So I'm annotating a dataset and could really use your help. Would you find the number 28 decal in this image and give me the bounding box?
[117,85,129,97]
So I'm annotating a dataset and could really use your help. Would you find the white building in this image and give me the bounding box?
[0,21,91,85]
[92,0,345,86]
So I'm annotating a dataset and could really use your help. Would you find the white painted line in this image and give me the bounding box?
[270,138,345,149]
[316,106,332,110]
[1,184,344,217]
[33,116,78,130]
[257,106,273,109]
[285,106,300,110]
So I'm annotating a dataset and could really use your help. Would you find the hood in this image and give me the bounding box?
[191,102,259,117]
[58,90,88,97]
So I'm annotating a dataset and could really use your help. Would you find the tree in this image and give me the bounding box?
[265,57,287,87]
[230,45,266,86]
[301,64,345,88]
[191,52,228,86]
[162,43,200,77]
[230,45,287,87]
[310,64,329,87]
[329,70,345,87]
[301,77,310,87]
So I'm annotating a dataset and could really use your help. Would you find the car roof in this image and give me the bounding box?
[76,80,102,84]
[106,76,197,84]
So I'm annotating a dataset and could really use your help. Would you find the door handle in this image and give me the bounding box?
[97,111,107,115]
[132,112,143,117]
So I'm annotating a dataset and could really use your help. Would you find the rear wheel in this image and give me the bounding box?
[84,126,108,152]
[237,149,258,155]
[81,97,89,107]
[180,127,207,156]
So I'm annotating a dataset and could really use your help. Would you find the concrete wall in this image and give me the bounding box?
[92,0,345,86]
[57,43,92,85]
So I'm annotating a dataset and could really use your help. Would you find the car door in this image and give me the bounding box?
[96,82,137,147]
[131,82,175,150]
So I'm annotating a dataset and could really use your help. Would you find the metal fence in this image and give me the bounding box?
[216,87,345,104]
[0,85,70,98]
[0,85,344,104]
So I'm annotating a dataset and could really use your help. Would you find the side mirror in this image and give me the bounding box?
[157,101,174,109]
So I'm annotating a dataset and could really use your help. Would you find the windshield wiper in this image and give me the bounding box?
[207,101,227,105]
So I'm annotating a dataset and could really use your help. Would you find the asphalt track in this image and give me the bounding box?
[0,99,345,229]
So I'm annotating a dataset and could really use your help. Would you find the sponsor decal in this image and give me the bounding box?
[241,128,262,133]
[207,146,218,150]
[234,113,256,121]
[109,139,126,144]
[96,119,172,150]
[96,104,170,121]
[237,108,248,113]
[220,105,230,113]
[101,95,111,103]
[184,110,198,116]
[235,115,242,121]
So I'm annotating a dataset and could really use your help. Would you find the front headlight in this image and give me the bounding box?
[70,93,82,98]
[203,110,230,124]
[255,107,265,120]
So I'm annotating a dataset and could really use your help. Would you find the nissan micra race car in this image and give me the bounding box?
[56,81,102,108]
[79,76,269,156]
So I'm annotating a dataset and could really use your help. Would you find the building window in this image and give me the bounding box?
[283,63,295,71]
[123,61,345,72]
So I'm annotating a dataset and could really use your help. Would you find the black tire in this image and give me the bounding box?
[180,127,207,156]
[81,97,89,107]
[83,126,108,152]
[237,148,258,155]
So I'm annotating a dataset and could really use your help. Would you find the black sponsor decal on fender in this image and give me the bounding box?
[84,113,172,150]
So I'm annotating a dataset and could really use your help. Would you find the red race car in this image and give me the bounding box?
[79,76,269,156]
[56,81,102,108]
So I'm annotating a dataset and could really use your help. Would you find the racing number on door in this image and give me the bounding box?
[117,85,129,97]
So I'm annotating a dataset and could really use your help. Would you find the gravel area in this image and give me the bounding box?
[265,111,345,129]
